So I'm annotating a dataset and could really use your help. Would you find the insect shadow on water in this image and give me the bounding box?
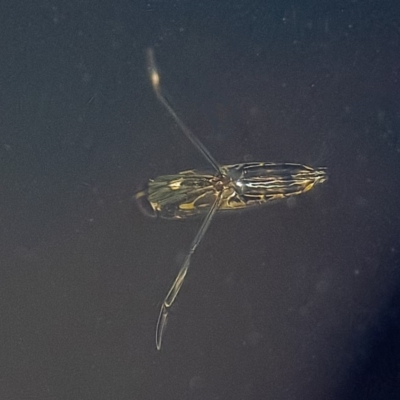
[135,48,328,350]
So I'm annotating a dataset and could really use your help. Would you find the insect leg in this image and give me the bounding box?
[156,194,222,350]
[146,48,222,175]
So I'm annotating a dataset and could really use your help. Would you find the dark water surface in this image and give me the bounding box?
[0,1,399,399]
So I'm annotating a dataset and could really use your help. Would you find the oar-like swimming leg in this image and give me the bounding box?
[146,48,221,175]
[156,194,222,350]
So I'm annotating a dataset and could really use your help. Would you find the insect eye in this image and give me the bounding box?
[135,194,157,218]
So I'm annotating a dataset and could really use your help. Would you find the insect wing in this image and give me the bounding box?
[229,162,326,202]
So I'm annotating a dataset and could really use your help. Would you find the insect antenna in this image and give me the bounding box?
[146,48,222,175]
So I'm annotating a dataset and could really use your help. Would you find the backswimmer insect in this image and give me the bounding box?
[136,49,327,350]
